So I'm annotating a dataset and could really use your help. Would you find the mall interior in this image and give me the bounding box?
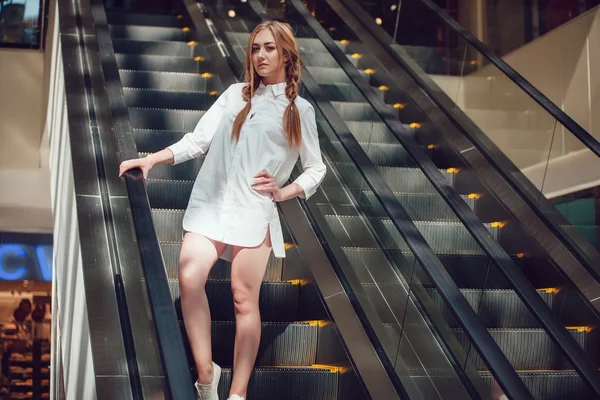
[1,0,600,399]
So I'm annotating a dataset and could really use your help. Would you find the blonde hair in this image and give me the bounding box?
[232,21,302,149]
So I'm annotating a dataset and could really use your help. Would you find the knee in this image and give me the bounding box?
[178,255,210,291]
[231,285,258,316]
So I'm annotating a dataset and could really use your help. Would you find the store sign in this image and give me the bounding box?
[0,244,52,282]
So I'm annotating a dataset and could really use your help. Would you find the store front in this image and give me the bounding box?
[0,232,52,400]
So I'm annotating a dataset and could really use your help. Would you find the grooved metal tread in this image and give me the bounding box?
[106,11,186,27]
[115,53,207,73]
[181,321,318,367]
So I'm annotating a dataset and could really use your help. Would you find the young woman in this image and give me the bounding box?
[119,20,326,400]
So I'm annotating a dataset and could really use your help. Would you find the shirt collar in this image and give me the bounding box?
[258,81,287,97]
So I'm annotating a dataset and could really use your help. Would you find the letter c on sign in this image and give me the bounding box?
[0,244,27,280]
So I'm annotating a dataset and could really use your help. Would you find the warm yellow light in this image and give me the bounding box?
[515,253,526,259]
[375,17,383,25]
[364,68,376,74]
[284,242,296,250]
[409,122,422,128]
[177,15,184,19]
[490,221,507,228]
[540,287,559,294]
[378,85,389,91]
[447,168,460,174]
[228,10,236,18]
[427,144,437,149]
[486,76,496,81]
[467,193,482,199]
[329,27,336,31]
[340,39,350,45]
[201,72,214,78]
[288,279,301,285]
[209,91,219,96]
[393,103,405,109]
[182,27,191,32]
[470,60,478,65]
[566,326,593,333]
[187,40,198,46]
[351,53,363,59]
[194,56,206,62]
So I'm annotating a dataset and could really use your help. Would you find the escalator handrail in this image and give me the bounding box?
[88,1,197,399]
[286,0,600,396]
[212,0,535,398]
[336,0,600,280]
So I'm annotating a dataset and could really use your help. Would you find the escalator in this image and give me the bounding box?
[202,0,600,398]
[59,0,600,398]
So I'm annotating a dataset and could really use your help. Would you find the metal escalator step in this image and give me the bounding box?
[318,82,377,103]
[113,38,205,58]
[326,162,454,195]
[324,214,497,254]
[331,101,394,121]
[128,107,205,131]
[340,120,397,143]
[361,191,475,221]
[480,370,593,400]
[169,279,299,321]
[153,209,182,242]
[181,321,317,367]
[330,140,416,167]
[305,66,370,84]
[133,129,187,152]
[106,11,185,27]
[453,328,589,370]
[109,24,190,42]
[426,288,553,328]
[119,70,218,91]
[146,179,193,209]
[216,367,338,400]
[124,88,219,110]
[143,153,203,181]
[159,243,283,281]
[342,248,512,289]
[116,53,205,73]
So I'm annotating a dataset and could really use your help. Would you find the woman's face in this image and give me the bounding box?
[252,29,287,83]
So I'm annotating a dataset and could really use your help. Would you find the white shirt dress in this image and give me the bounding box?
[167,81,327,260]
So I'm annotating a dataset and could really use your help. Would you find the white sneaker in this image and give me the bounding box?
[194,362,221,400]
[228,395,244,400]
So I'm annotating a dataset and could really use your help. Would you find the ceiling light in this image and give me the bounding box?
[391,4,397,11]
[228,10,236,17]
[375,17,383,25]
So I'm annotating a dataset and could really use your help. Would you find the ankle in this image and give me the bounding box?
[197,362,214,385]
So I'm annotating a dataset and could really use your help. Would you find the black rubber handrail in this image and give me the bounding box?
[86,1,197,399]
[334,0,600,289]
[286,0,600,396]
[208,0,534,397]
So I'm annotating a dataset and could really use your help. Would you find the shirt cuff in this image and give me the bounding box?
[166,141,190,166]
[293,174,318,200]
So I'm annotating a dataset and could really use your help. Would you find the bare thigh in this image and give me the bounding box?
[178,231,228,286]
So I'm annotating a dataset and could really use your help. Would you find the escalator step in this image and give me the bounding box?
[159,243,283,281]
[106,11,185,27]
[129,107,205,131]
[216,367,338,400]
[453,329,590,370]
[133,129,187,153]
[109,24,190,42]
[170,279,299,322]
[124,88,218,110]
[480,370,593,400]
[326,162,453,193]
[119,70,218,91]
[331,101,397,121]
[113,38,204,57]
[426,288,553,328]
[180,321,318,367]
[147,179,193,209]
[330,140,416,167]
[306,65,370,84]
[116,53,205,73]
[145,154,203,181]
[325,215,496,254]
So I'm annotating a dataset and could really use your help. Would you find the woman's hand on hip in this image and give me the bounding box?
[252,170,282,202]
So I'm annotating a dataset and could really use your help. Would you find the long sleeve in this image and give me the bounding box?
[167,84,233,165]
[292,104,326,199]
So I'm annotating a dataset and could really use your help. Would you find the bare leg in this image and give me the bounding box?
[179,232,227,384]
[228,234,272,398]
